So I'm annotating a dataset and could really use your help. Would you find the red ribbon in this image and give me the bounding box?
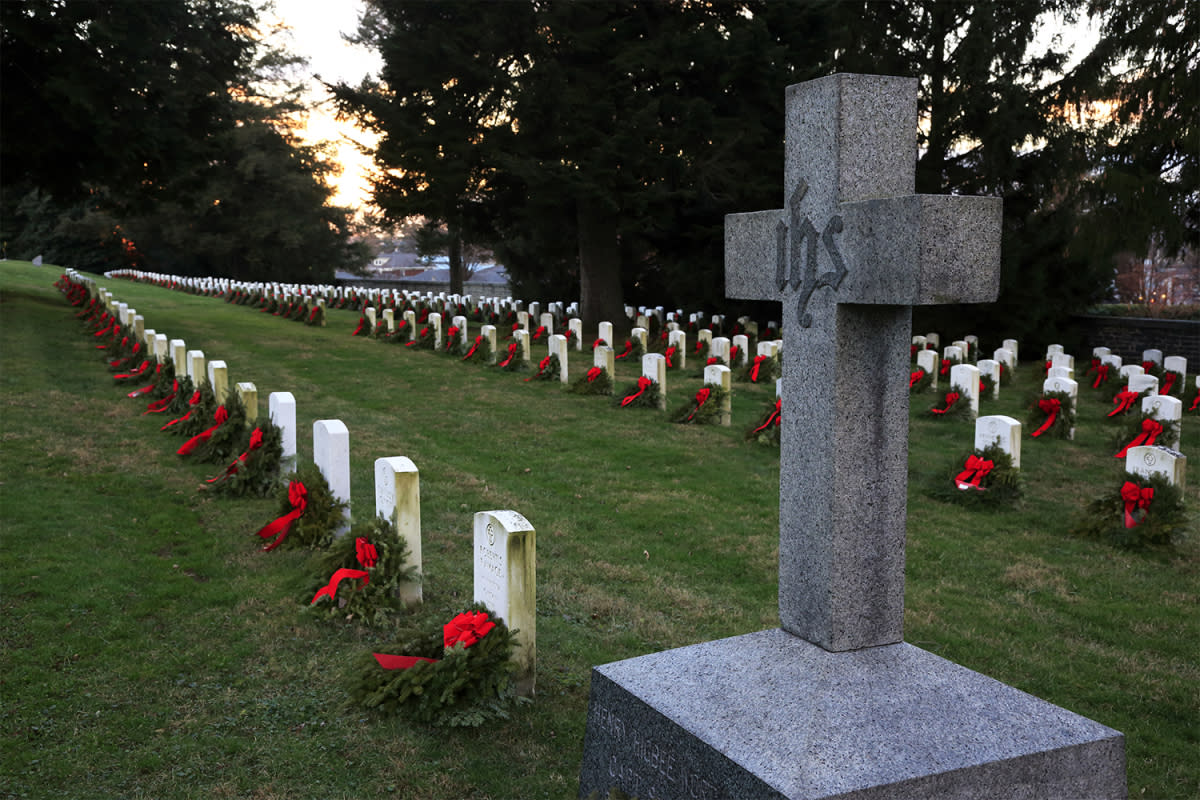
[145,381,180,414]
[207,427,265,482]
[1190,390,1199,412]
[686,387,711,421]
[664,346,677,368]
[1114,418,1163,458]
[499,341,518,368]
[911,344,918,359]
[706,356,721,366]
[356,537,378,568]
[620,376,653,407]
[257,480,308,551]
[177,405,230,455]
[909,369,926,388]
[160,390,203,429]
[1030,397,1061,437]
[351,316,365,336]
[954,454,994,490]
[1092,364,1109,389]
[615,340,633,359]
[1108,390,1139,417]
[940,359,951,376]
[1085,357,1100,376]
[1120,481,1154,528]
[311,568,370,605]
[373,611,497,670]
[586,366,603,382]
[463,335,482,360]
[750,355,766,382]
[1160,372,1176,395]
[405,326,430,347]
[532,325,546,341]
[752,398,782,433]
[729,346,740,367]
[1141,360,1156,373]
[447,325,460,343]
[114,359,151,380]
[525,355,551,381]
[592,338,607,350]
[930,392,960,415]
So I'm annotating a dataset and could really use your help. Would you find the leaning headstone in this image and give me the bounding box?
[473,510,536,696]
[313,419,351,536]
[975,414,1022,468]
[1142,395,1184,450]
[950,362,980,419]
[1126,445,1187,490]
[375,456,423,605]
[642,353,667,410]
[580,72,1122,800]
[269,391,297,473]
[703,363,732,426]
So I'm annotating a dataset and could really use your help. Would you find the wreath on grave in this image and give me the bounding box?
[287,302,308,322]
[136,358,176,404]
[1189,384,1200,414]
[1106,387,1151,419]
[909,367,932,394]
[351,314,372,337]
[1069,471,1187,548]
[444,326,468,357]
[1160,370,1184,398]
[497,339,525,371]
[382,319,411,344]
[261,297,280,315]
[592,338,608,351]
[151,374,194,419]
[124,358,166,398]
[461,334,492,364]
[928,441,1021,508]
[745,397,782,445]
[255,465,348,551]
[569,366,613,396]
[304,516,418,626]
[979,372,997,401]
[204,420,284,497]
[162,380,217,438]
[177,390,248,464]
[613,338,644,362]
[615,376,661,409]
[938,355,960,380]
[524,353,560,382]
[113,352,156,386]
[1027,389,1074,439]
[1140,360,1165,381]
[738,354,777,384]
[669,383,727,425]
[1110,412,1179,458]
[564,328,578,349]
[104,332,139,369]
[348,602,521,727]
[1088,361,1113,391]
[406,325,437,350]
[927,385,972,420]
[692,339,710,364]
[306,304,325,327]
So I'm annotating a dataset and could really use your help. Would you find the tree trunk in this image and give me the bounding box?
[448,218,465,296]
[577,197,627,335]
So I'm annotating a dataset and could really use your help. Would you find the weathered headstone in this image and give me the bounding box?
[594,344,615,376]
[313,419,351,536]
[1002,337,1019,362]
[375,456,423,605]
[710,336,731,364]
[268,391,297,473]
[579,72,1122,800]
[975,414,1022,468]
[569,317,584,350]
[473,510,536,696]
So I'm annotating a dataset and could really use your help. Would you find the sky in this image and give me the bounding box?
[266,0,382,212]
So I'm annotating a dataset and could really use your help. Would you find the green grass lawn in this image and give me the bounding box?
[1,261,1196,799]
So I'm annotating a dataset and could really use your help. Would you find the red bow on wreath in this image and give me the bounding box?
[1030,397,1061,437]
[621,376,653,407]
[257,480,308,551]
[686,387,711,422]
[586,366,603,383]
[499,341,519,368]
[532,325,546,341]
[750,355,767,382]
[1159,372,1177,395]
[160,390,204,430]
[592,338,607,350]
[615,340,633,359]
[940,359,951,377]
[1114,418,1163,458]
[351,316,366,336]
[373,610,497,670]
[177,405,230,456]
[1119,481,1153,529]
[930,392,960,415]
[1108,390,1140,417]
[909,369,926,389]
[525,356,551,382]
[1141,360,1156,373]
[954,454,994,490]
[311,568,369,605]
[729,346,741,367]
[1092,364,1110,389]
[463,335,483,360]
[447,325,460,342]
[1085,357,1100,376]
[664,346,677,368]
[207,427,265,483]
[1190,389,1200,412]
[752,398,782,433]
[356,537,378,568]
[145,381,180,414]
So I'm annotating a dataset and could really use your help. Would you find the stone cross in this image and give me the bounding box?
[725,73,1001,651]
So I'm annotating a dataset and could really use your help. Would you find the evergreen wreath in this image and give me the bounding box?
[114,355,157,386]
[1027,389,1075,439]
[737,354,778,384]
[1109,411,1180,457]
[569,366,613,396]
[979,372,997,401]
[745,397,782,445]
[1069,471,1188,548]
[348,602,521,727]
[179,389,248,464]
[927,441,1021,508]
[615,377,661,409]
[305,304,326,327]
[496,339,526,371]
[525,353,560,382]
[351,314,372,337]
[613,338,644,362]
[1160,369,1185,398]
[564,328,579,349]
[140,358,177,403]
[382,319,411,344]
[157,374,197,420]
[305,516,418,626]
[938,356,961,381]
[260,465,348,551]
[205,420,285,497]
[669,383,727,425]
[445,326,469,357]
[287,302,308,322]
[909,367,932,394]
[163,381,217,438]
[927,385,972,420]
[1105,386,1150,419]
[406,325,437,350]
[461,334,492,364]
[998,361,1014,386]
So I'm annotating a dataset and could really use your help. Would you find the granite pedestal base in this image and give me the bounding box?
[578,629,1124,800]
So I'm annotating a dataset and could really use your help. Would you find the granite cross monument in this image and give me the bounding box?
[578,73,1124,800]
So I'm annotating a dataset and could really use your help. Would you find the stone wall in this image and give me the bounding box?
[1069,314,1200,364]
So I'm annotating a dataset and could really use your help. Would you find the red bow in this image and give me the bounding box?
[532,325,546,341]
[1108,390,1140,417]
[160,390,204,430]
[1160,372,1176,395]
[750,355,767,382]
[686,387,712,422]
[909,369,925,389]
[257,480,308,551]
[940,359,951,376]
[930,392,960,415]
[145,381,180,414]
[664,346,677,368]
[114,359,151,380]
[753,398,783,433]
[406,326,429,346]
[463,335,483,360]
[1092,364,1109,389]
[525,355,551,382]
[621,376,653,407]
[592,338,607,350]
[586,366,603,382]
[1030,397,1061,437]
[311,568,370,605]
[356,537,378,568]
[1141,360,1156,373]
[373,611,497,670]
[177,405,230,456]
[1120,481,1154,529]
[729,346,740,367]
[351,316,366,336]
[499,341,519,368]
[1085,357,1100,376]
[954,454,994,490]
[1190,390,1199,412]
[447,325,460,343]
[1114,418,1163,458]
[615,340,633,359]
[207,427,265,482]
